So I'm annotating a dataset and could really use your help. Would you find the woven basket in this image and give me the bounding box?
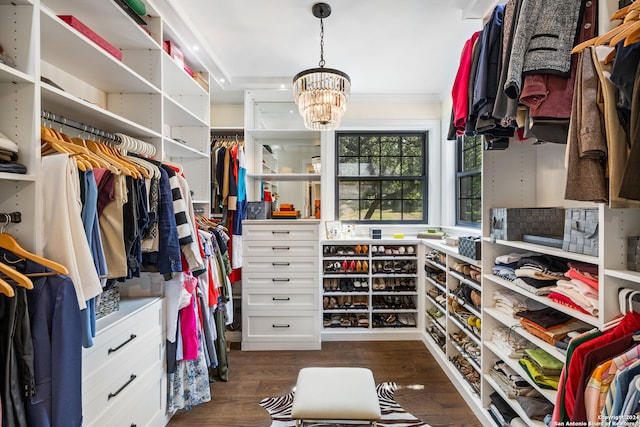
[96,285,120,319]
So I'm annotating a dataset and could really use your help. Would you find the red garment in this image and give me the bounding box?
[566,268,599,290]
[547,292,590,315]
[563,311,640,420]
[452,32,481,135]
[571,334,636,422]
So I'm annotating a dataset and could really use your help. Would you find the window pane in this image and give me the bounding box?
[460,176,472,198]
[338,136,359,156]
[360,137,380,157]
[381,199,402,221]
[402,156,423,176]
[403,180,422,200]
[338,181,359,199]
[359,156,379,176]
[402,137,422,156]
[360,181,380,200]
[360,199,381,220]
[338,157,358,176]
[402,199,423,220]
[339,199,360,220]
[382,180,402,198]
[380,156,401,176]
[381,137,401,156]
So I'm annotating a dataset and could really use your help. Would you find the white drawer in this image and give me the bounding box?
[82,304,162,388]
[84,361,164,427]
[83,298,163,360]
[244,288,318,311]
[243,272,317,288]
[82,325,163,397]
[244,256,317,273]
[243,224,318,241]
[82,336,163,421]
[243,311,319,341]
[243,240,318,257]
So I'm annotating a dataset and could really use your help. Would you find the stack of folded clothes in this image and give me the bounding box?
[547,261,599,316]
[488,392,529,427]
[515,306,592,347]
[519,348,563,390]
[513,254,569,295]
[489,360,537,398]
[492,327,534,359]
[0,131,27,174]
[492,289,546,318]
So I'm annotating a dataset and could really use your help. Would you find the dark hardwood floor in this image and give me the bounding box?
[167,340,483,427]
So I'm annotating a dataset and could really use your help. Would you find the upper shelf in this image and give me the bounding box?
[247,129,320,140]
[162,53,208,98]
[40,0,160,49]
[483,237,599,264]
[40,8,160,94]
[247,173,321,182]
[0,63,34,84]
[41,83,161,139]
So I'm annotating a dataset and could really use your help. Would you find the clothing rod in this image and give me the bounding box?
[0,212,21,224]
[41,110,119,142]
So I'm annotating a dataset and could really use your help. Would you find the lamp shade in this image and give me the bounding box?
[293,67,351,131]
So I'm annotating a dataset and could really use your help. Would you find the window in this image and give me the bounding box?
[456,135,482,226]
[335,132,427,223]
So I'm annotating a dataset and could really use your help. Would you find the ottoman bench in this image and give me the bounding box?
[291,367,381,426]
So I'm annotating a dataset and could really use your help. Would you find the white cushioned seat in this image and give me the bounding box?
[291,367,381,423]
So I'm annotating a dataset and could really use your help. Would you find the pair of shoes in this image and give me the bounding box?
[372,278,386,290]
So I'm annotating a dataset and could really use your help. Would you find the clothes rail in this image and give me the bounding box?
[0,212,21,225]
[41,110,119,142]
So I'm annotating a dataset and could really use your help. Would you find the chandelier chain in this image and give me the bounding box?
[319,18,325,68]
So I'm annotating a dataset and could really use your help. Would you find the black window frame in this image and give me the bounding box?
[456,134,482,228]
[334,131,428,224]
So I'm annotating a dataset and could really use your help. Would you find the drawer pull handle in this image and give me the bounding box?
[108,374,137,400]
[108,334,137,355]
[272,230,290,235]
[272,278,290,282]
[272,297,291,301]
[272,324,290,328]
[272,262,290,266]
[272,246,290,251]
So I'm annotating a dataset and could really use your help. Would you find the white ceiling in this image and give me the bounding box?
[156,0,497,104]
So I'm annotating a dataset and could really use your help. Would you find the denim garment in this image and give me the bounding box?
[142,165,181,277]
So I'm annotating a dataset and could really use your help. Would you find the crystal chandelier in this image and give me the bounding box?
[293,3,351,131]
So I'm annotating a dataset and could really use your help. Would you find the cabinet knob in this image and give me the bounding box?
[272,324,290,328]
[272,246,290,251]
[272,278,290,282]
[272,230,290,235]
[272,297,291,301]
[272,262,290,266]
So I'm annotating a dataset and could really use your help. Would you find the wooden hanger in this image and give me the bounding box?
[0,261,32,289]
[41,127,94,171]
[0,277,14,297]
[572,10,640,53]
[85,139,143,178]
[0,214,69,276]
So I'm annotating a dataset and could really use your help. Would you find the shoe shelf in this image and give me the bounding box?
[421,238,486,413]
[321,241,419,334]
[450,330,481,369]
[426,322,447,351]
[450,353,481,397]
